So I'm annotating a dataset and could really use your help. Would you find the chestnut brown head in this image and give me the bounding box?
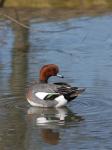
[39,64,63,83]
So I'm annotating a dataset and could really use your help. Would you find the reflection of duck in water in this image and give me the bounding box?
[27,107,84,145]
[41,129,59,145]
[27,106,84,127]
[26,64,85,107]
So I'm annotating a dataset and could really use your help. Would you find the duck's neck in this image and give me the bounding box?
[39,72,50,83]
[39,79,48,83]
[39,75,49,83]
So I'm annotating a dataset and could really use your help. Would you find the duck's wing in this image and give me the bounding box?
[44,93,60,100]
[56,86,78,95]
[55,85,85,101]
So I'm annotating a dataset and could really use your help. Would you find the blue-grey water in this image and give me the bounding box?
[0,10,112,150]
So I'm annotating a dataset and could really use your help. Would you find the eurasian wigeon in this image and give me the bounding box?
[26,64,85,107]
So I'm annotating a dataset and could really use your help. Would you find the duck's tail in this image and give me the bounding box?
[72,87,85,95]
[65,87,86,102]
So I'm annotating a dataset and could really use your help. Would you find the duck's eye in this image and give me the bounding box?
[48,68,56,76]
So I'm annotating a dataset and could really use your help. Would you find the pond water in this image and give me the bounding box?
[0,9,112,150]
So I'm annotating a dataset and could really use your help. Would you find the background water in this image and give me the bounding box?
[0,9,112,150]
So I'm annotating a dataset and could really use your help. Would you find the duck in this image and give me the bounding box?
[26,64,85,108]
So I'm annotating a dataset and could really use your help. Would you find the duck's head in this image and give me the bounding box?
[39,64,63,83]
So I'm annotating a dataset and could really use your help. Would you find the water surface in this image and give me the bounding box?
[0,9,112,150]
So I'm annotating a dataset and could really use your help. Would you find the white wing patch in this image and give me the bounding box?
[35,92,48,99]
[35,92,59,100]
[35,92,67,107]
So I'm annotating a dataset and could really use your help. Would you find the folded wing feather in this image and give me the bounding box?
[35,92,60,101]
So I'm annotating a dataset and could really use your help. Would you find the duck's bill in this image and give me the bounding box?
[57,74,64,78]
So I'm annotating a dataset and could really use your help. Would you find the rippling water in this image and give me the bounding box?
[0,10,112,150]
